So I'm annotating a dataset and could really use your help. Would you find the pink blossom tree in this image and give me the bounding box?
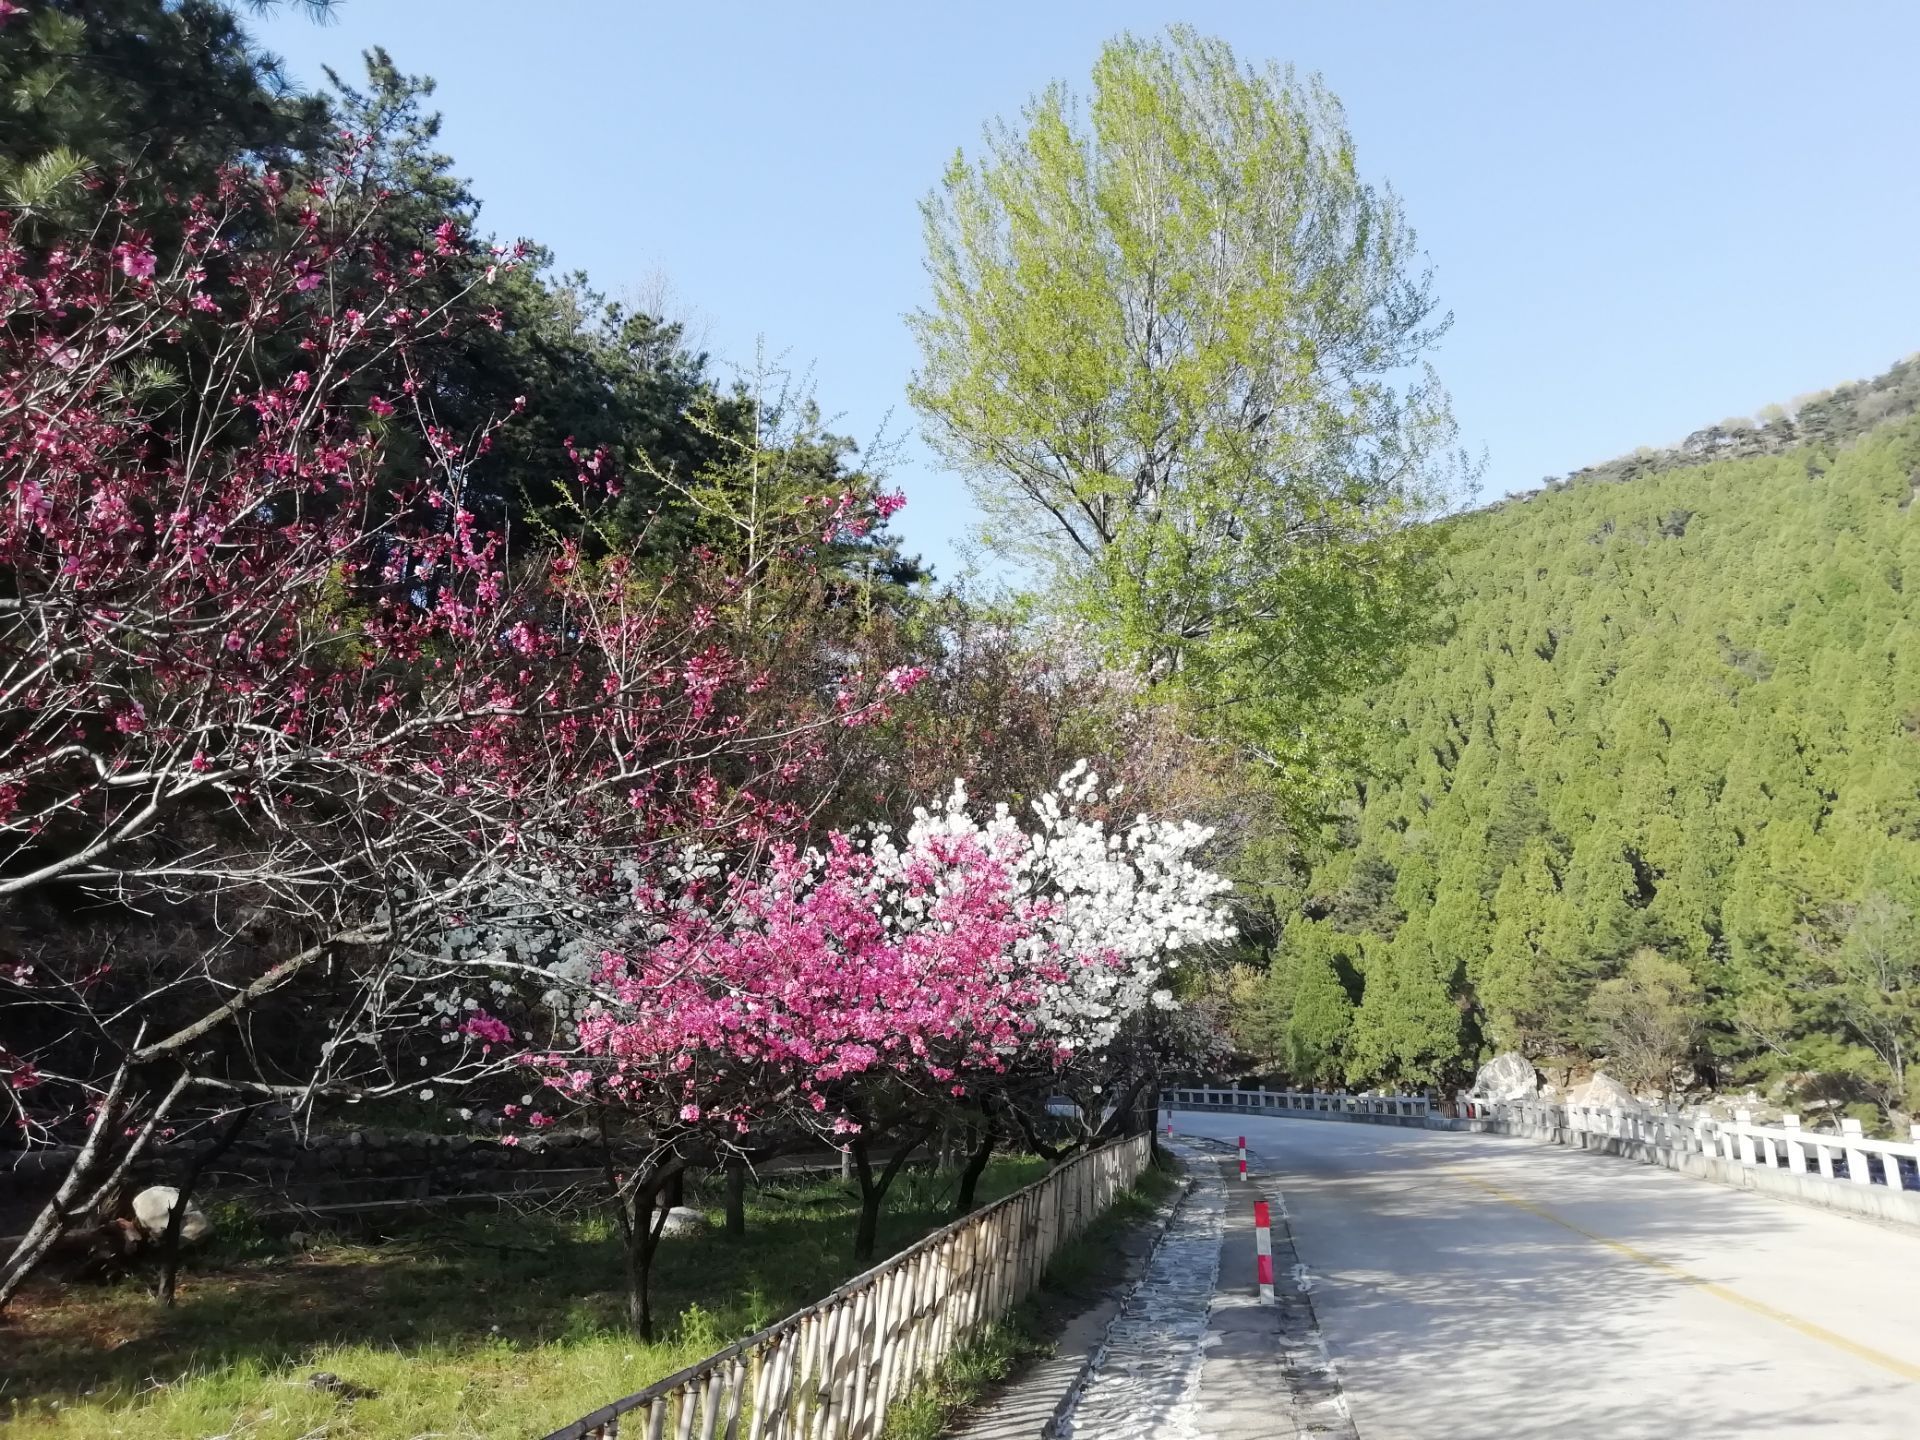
[0,161,906,1306]
[492,816,1043,1332]
[505,767,1233,1330]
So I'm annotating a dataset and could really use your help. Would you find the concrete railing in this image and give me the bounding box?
[1165,1087,1431,1122]
[541,1133,1152,1440]
[1166,1085,1920,1227]
[1455,1095,1920,1194]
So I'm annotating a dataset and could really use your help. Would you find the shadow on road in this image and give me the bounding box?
[1175,1114,1920,1439]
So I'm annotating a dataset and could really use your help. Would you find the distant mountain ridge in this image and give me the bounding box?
[1500,351,1920,506]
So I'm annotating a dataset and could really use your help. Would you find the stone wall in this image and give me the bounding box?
[1,1127,617,1234]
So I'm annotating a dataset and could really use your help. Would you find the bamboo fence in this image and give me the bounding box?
[541,1132,1153,1440]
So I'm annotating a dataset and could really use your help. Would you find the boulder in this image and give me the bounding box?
[129,1186,213,1245]
[657,1205,707,1238]
[1565,1072,1639,1110]
[1470,1052,1540,1102]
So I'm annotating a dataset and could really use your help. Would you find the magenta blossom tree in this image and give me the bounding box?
[0,156,912,1306]
[508,767,1233,1319]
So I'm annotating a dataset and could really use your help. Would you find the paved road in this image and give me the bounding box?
[1174,1111,1920,1439]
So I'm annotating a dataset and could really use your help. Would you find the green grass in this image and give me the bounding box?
[881,1155,1182,1440]
[0,1157,1047,1440]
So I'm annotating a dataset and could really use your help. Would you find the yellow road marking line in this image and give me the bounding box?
[1438,1168,1920,1383]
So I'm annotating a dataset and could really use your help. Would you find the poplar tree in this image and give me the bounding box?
[910,26,1466,815]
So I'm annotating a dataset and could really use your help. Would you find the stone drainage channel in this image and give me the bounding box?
[1056,1138,1356,1440]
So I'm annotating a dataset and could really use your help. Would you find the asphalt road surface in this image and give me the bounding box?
[1173,1110,1920,1439]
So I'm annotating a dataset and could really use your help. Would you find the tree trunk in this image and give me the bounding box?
[851,1123,931,1262]
[954,1120,996,1217]
[724,1157,746,1238]
[1009,1103,1067,1163]
[612,1160,681,1341]
[596,1112,682,1342]
[157,1103,254,1306]
[0,1063,188,1312]
[619,1188,649,1338]
[1095,1075,1149,1142]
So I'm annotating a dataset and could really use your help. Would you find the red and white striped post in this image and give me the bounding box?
[1254,1200,1276,1305]
[1166,1113,1174,1139]
[1238,1135,1248,1181]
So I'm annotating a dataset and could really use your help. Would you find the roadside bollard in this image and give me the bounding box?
[1254,1200,1275,1305]
[1239,1135,1248,1181]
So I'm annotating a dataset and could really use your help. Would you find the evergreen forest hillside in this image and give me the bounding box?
[1259,357,1920,1123]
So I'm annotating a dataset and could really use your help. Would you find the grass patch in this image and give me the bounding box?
[0,1156,1046,1439]
[880,1155,1182,1440]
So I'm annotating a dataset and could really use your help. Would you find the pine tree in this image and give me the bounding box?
[1264,379,1920,1120]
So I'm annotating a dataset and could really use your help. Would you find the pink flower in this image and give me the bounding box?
[678,1104,701,1122]
[461,1012,513,1046]
[114,243,157,281]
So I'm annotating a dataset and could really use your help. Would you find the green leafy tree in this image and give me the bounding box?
[909,26,1465,818]
[1806,896,1920,1114]
[1477,840,1565,1054]
[1278,922,1358,1085]
[1347,916,1463,1088]
[1224,962,1289,1072]
[1588,949,1702,1100]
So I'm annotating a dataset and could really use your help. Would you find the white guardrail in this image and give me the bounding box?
[1167,1085,1920,1198]
[1455,1095,1920,1193]
[1165,1087,1431,1120]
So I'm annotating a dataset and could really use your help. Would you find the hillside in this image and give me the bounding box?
[1258,365,1920,1118]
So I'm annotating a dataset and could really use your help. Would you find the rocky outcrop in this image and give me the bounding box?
[658,1205,707,1238]
[0,1128,616,1237]
[1470,1052,1540,1102]
[130,1185,213,1244]
[1565,1073,1639,1109]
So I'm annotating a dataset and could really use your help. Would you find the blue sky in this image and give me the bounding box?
[256,2,1920,580]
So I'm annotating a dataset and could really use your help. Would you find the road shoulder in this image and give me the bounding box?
[946,1151,1192,1440]
[1200,1152,1357,1440]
